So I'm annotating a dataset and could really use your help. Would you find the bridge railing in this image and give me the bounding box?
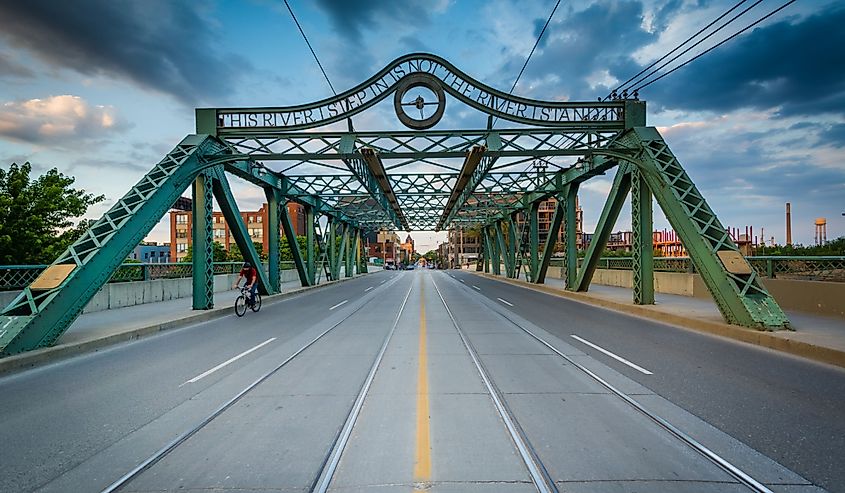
[0,261,305,291]
[546,256,845,281]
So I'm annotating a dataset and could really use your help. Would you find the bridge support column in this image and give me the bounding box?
[563,184,580,290]
[305,205,316,285]
[575,164,632,292]
[536,194,564,284]
[506,215,518,278]
[631,168,654,304]
[265,187,281,293]
[488,226,501,275]
[328,217,337,280]
[281,199,309,287]
[495,221,509,277]
[191,171,215,310]
[344,226,354,278]
[357,230,367,274]
[528,201,540,282]
[482,232,491,273]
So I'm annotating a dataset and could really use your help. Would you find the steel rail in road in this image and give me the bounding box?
[431,275,558,493]
[310,278,415,492]
[447,272,775,493]
[99,273,406,493]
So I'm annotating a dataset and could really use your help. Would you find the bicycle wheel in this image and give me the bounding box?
[234,295,247,317]
[251,293,262,312]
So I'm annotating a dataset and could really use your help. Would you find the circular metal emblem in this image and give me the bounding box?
[393,74,446,130]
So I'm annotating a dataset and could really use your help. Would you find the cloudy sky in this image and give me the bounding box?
[0,0,842,253]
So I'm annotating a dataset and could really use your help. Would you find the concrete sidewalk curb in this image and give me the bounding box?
[0,274,370,376]
[470,271,845,370]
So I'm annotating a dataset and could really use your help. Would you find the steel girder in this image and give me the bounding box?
[621,127,788,329]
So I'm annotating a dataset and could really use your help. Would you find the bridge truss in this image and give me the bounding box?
[0,53,789,355]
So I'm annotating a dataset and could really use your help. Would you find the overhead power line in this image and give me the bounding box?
[633,0,797,92]
[283,0,337,96]
[608,0,752,99]
[620,0,765,95]
[494,0,564,128]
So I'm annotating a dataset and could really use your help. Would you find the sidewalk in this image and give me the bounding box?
[472,271,845,369]
[0,273,371,375]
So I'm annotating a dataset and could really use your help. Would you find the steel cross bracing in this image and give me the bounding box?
[0,52,792,357]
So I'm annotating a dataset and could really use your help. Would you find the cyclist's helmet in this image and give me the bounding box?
[243,261,251,269]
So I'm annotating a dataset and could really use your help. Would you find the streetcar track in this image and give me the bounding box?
[443,273,774,493]
[310,279,415,492]
[100,273,406,493]
[431,275,558,493]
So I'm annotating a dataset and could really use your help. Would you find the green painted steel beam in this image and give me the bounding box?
[575,163,632,292]
[631,167,654,304]
[536,195,564,284]
[265,187,281,292]
[563,183,580,290]
[0,135,228,355]
[305,205,316,285]
[208,167,273,296]
[279,195,310,287]
[623,127,789,329]
[437,134,501,230]
[528,201,540,282]
[192,171,215,310]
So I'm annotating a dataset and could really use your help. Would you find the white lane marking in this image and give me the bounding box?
[496,297,514,307]
[570,335,653,375]
[380,280,386,284]
[364,286,374,292]
[182,338,277,386]
[459,279,465,283]
[472,285,481,291]
[330,300,349,310]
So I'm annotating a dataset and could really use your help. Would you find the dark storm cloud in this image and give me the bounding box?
[515,1,656,100]
[314,0,432,43]
[642,4,845,116]
[0,0,250,105]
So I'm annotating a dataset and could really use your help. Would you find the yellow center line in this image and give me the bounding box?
[414,276,432,482]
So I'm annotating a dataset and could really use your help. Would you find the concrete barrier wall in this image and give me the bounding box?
[587,269,845,319]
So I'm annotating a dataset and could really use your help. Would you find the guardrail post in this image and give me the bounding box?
[563,184,579,290]
[265,187,281,292]
[766,259,774,279]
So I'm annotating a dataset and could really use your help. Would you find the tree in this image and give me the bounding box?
[181,241,228,263]
[0,162,105,264]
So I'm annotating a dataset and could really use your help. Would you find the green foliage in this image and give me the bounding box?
[0,162,105,264]
[757,237,844,256]
[181,241,228,263]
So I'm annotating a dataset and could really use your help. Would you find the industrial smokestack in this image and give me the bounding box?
[786,203,792,246]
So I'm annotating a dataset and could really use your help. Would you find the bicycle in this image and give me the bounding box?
[234,285,262,317]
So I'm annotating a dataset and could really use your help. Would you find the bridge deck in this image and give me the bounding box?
[0,270,840,492]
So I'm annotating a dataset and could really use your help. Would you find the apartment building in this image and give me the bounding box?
[170,202,306,261]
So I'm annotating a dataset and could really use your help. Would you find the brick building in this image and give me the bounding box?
[170,202,306,261]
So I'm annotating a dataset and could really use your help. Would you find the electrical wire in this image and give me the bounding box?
[621,0,765,95]
[493,0,564,128]
[633,0,797,91]
[607,0,750,99]
[283,0,337,96]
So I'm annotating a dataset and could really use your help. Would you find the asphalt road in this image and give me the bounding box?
[0,271,405,492]
[0,269,837,492]
[450,269,845,493]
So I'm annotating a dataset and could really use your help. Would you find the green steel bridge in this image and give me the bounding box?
[0,53,791,356]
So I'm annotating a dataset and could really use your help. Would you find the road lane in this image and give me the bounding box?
[0,271,396,493]
[451,269,845,492]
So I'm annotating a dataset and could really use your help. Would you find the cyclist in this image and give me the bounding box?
[233,261,259,306]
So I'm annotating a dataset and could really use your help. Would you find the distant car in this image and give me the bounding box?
[406,264,415,270]
[384,263,394,270]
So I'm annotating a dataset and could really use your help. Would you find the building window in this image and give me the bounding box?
[176,230,188,239]
[177,243,187,253]
[257,216,262,223]
[214,229,225,238]
[176,214,188,224]
[249,228,262,238]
